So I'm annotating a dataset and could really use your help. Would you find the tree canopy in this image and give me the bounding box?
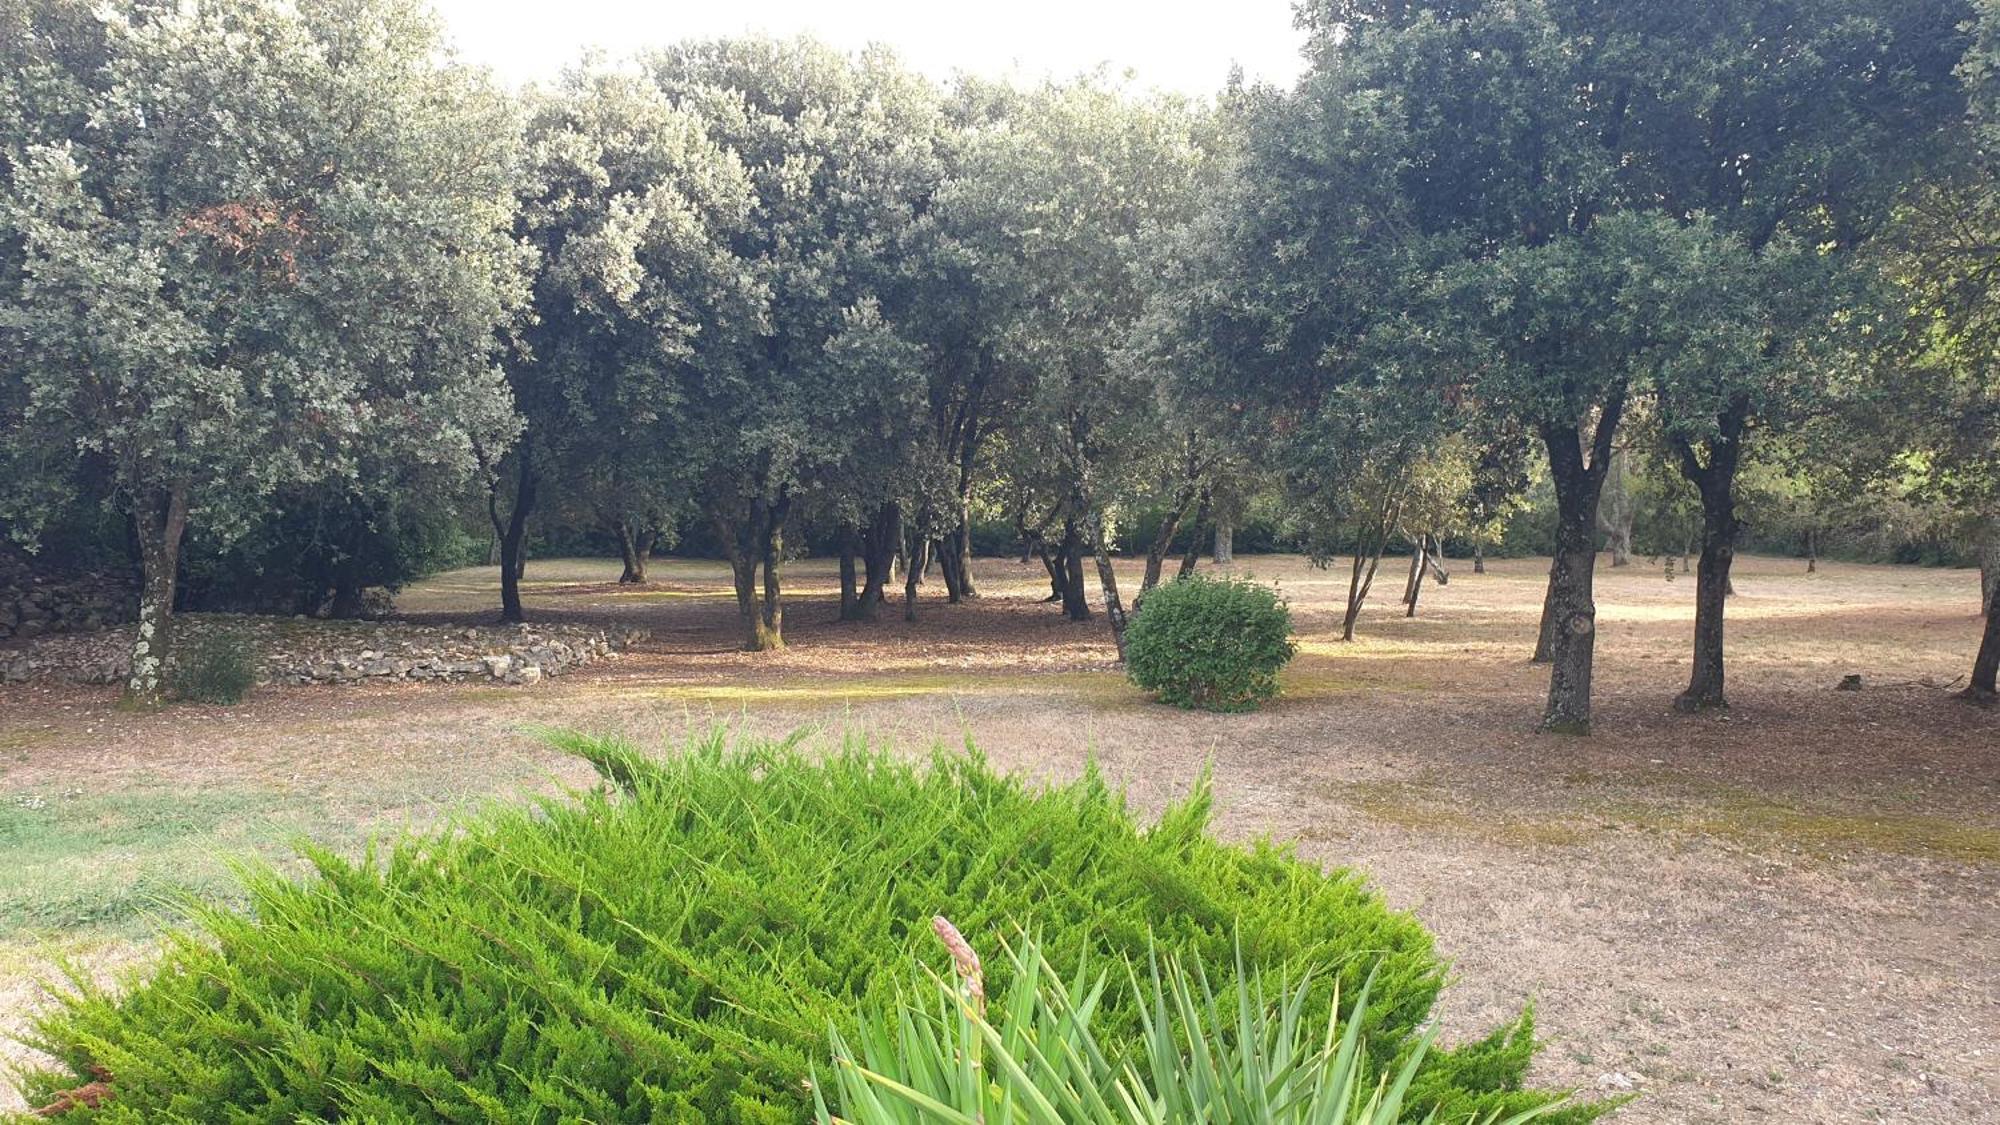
[2,0,1994,721]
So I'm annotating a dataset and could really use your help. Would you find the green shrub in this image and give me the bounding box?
[821,927,1565,1125]
[19,730,1584,1123]
[1126,575,1296,711]
[168,627,257,704]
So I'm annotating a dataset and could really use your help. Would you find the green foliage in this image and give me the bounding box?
[20,730,1575,1123]
[955,77,1216,580]
[497,58,761,574]
[168,628,256,705]
[1125,577,1296,712]
[0,0,527,695]
[178,486,485,616]
[820,930,1566,1125]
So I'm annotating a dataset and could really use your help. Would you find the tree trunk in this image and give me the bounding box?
[1669,399,1747,713]
[722,491,786,651]
[493,448,535,625]
[1598,447,1634,567]
[952,511,978,600]
[1532,567,1558,663]
[329,576,365,620]
[1341,547,1387,642]
[944,381,985,602]
[1542,500,1601,734]
[1038,544,1066,603]
[722,506,764,650]
[1977,519,1999,615]
[1060,519,1090,621]
[757,493,790,650]
[1088,514,1130,660]
[614,521,637,584]
[1538,387,1627,734]
[1473,537,1486,575]
[1342,493,1401,642]
[1805,527,1818,575]
[903,534,928,622]
[1213,519,1234,566]
[1607,527,1632,567]
[614,520,643,584]
[859,504,899,620]
[938,535,968,603]
[125,485,190,705]
[1401,539,1424,605]
[729,548,767,650]
[1175,494,1212,582]
[1406,535,1431,618]
[1141,483,1203,597]
[1676,482,1737,712]
[839,529,861,621]
[1964,588,1999,703]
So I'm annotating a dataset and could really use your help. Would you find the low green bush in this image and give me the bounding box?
[19,731,1585,1123]
[168,627,257,704]
[1126,575,1296,711]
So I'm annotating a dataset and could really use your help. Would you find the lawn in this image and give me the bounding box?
[1,552,1995,1122]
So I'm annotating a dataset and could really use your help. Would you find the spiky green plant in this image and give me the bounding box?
[818,925,1564,1125]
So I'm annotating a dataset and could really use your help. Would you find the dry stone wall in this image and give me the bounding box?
[0,549,139,644]
[2,615,644,687]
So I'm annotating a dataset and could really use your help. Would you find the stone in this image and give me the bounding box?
[2,613,643,689]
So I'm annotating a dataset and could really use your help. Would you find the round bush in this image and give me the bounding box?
[1126,574,1296,711]
[18,731,1577,1124]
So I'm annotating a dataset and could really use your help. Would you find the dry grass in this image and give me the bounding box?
[0,550,1995,1121]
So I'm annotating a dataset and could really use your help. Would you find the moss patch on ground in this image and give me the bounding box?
[0,787,338,935]
[1328,776,2000,865]
[596,669,1139,708]
[1332,779,1592,847]
[1611,795,2000,865]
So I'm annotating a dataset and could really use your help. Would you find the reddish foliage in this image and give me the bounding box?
[33,1066,111,1118]
[175,200,309,283]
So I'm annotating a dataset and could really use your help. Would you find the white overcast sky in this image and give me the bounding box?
[427,0,1310,98]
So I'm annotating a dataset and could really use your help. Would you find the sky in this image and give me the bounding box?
[427,0,1310,98]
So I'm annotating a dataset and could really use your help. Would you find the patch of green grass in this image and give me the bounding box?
[1279,665,1384,698]
[1327,776,2000,865]
[0,787,335,935]
[1334,780,1589,848]
[597,669,1138,708]
[1609,795,2000,865]
[0,728,54,753]
[597,588,736,601]
[0,931,145,982]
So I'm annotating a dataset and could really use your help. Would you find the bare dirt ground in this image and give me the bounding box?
[2,552,1995,1122]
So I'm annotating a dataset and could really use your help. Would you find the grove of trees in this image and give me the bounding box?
[3,0,1996,726]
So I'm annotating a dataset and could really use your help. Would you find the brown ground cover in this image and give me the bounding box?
[1,552,1994,1121]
